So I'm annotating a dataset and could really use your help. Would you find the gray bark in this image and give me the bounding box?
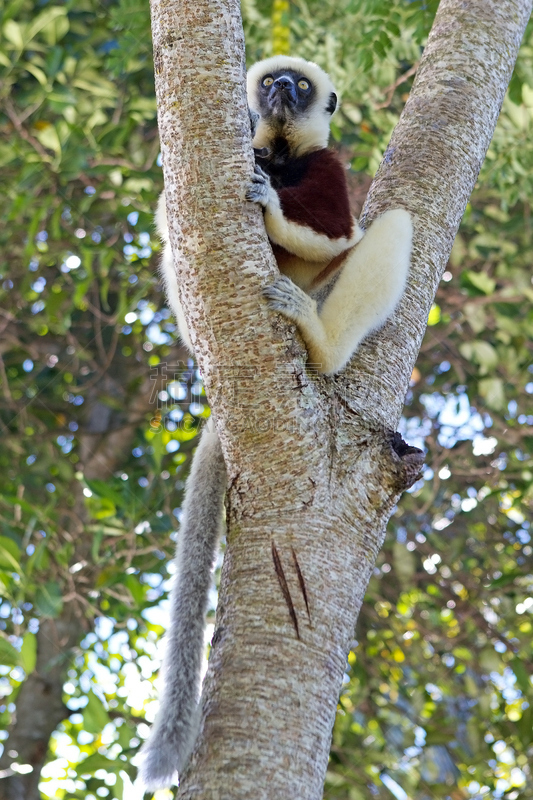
[149,0,532,798]
[351,0,533,422]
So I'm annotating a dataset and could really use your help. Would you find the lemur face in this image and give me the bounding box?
[247,57,338,153]
[258,69,316,119]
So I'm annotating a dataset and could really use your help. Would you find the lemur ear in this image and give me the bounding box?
[326,92,337,115]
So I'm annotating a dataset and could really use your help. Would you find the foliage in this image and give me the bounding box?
[0,0,205,795]
[0,1,532,799]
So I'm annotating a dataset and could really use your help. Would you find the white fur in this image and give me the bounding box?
[155,195,193,353]
[264,186,363,261]
[266,210,413,374]
[247,57,413,375]
[247,56,337,154]
[139,427,226,789]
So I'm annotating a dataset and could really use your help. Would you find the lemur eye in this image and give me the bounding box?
[262,76,274,87]
[298,79,310,90]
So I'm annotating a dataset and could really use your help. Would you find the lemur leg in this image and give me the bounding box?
[139,428,226,789]
[264,210,413,375]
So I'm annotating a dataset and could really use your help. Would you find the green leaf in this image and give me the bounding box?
[123,574,147,605]
[385,20,401,36]
[459,341,499,374]
[20,632,37,675]
[26,540,50,575]
[82,690,111,734]
[2,0,28,23]
[478,377,505,411]
[79,753,115,774]
[518,706,533,745]
[117,721,133,749]
[508,71,523,105]
[392,541,416,585]
[85,479,124,507]
[26,6,68,44]
[114,773,125,797]
[35,581,63,618]
[87,496,117,520]
[463,302,487,334]
[452,647,473,661]
[479,648,503,674]
[489,570,522,588]
[0,536,21,571]
[34,123,62,156]
[24,61,48,85]
[3,20,25,49]
[0,634,20,667]
[511,657,531,694]
[461,270,496,295]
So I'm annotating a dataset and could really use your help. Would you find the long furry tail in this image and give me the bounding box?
[138,426,227,789]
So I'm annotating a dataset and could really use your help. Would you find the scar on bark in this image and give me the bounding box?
[271,541,300,639]
[388,431,425,491]
[291,547,311,624]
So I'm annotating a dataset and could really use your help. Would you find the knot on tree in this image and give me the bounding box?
[386,431,425,492]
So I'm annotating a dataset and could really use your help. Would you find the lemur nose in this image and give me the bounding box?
[273,77,293,89]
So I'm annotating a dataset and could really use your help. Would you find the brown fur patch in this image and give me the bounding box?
[277,150,353,240]
[270,242,295,271]
[310,246,355,290]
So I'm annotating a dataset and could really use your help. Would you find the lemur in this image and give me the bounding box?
[139,56,412,789]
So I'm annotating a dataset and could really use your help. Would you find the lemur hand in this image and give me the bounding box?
[246,165,271,207]
[249,107,260,139]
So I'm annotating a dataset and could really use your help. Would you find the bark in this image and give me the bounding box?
[350,0,533,424]
[149,1,532,798]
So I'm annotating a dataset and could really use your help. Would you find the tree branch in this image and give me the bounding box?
[348,0,533,428]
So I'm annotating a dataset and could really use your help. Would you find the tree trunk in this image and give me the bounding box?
[149,0,532,797]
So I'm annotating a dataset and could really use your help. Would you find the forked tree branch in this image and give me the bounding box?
[149,1,532,798]
[348,0,533,424]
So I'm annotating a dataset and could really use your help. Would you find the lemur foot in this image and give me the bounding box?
[246,165,271,206]
[263,276,317,322]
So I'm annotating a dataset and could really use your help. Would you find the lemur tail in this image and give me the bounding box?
[138,426,226,789]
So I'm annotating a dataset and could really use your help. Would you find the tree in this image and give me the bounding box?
[1,1,533,799]
[149,0,532,797]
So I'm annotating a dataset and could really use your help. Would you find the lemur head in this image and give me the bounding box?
[247,56,337,156]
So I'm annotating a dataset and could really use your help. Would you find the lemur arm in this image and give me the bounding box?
[247,157,412,375]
